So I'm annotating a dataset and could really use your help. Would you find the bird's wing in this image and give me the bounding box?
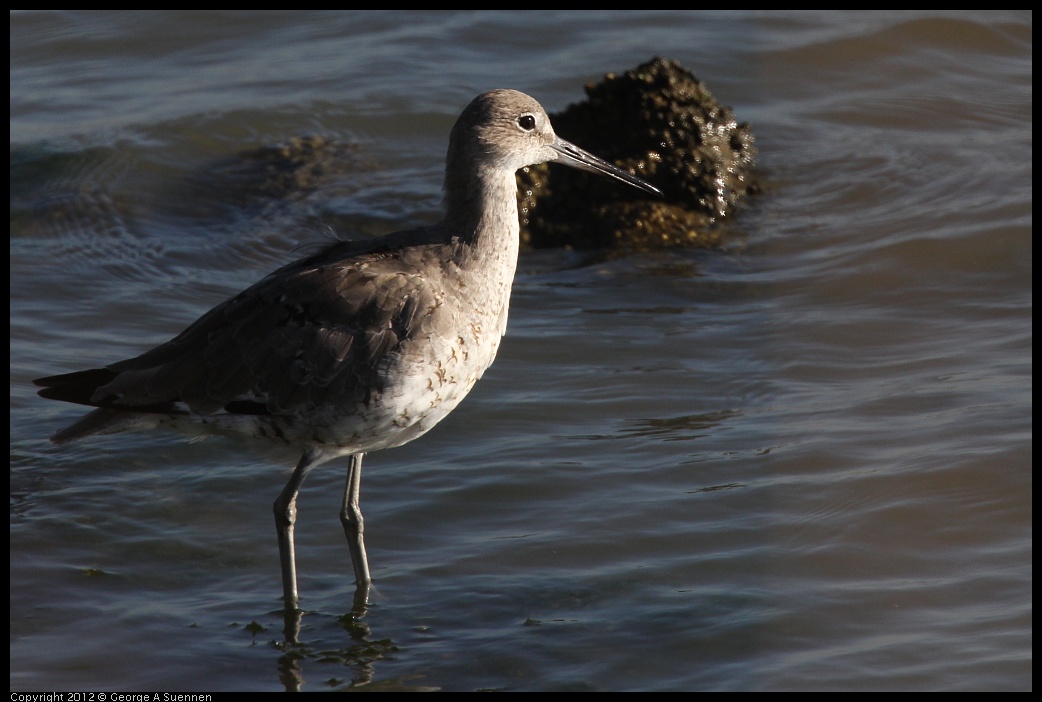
[35,239,446,420]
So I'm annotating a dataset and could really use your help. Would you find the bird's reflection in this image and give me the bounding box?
[274,582,399,691]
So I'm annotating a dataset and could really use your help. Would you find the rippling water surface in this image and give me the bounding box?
[10,10,1031,691]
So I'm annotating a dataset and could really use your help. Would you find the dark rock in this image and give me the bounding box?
[518,57,758,250]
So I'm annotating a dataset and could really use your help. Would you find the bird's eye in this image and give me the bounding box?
[518,114,536,131]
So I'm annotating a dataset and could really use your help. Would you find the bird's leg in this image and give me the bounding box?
[340,452,372,594]
[274,449,320,611]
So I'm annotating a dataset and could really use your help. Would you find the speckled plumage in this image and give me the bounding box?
[34,89,660,609]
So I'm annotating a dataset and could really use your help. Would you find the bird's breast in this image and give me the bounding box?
[316,257,516,452]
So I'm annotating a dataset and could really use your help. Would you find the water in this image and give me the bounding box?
[10,10,1031,691]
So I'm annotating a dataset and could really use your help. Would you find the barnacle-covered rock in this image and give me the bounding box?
[518,57,758,250]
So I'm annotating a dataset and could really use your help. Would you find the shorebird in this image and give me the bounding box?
[34,89,661,609]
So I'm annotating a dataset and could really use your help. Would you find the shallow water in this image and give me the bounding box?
[10,10,1031,691]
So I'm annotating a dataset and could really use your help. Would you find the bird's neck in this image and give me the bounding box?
[441,166,521,264]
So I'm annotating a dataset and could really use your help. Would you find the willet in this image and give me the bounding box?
[34,89,661,609]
